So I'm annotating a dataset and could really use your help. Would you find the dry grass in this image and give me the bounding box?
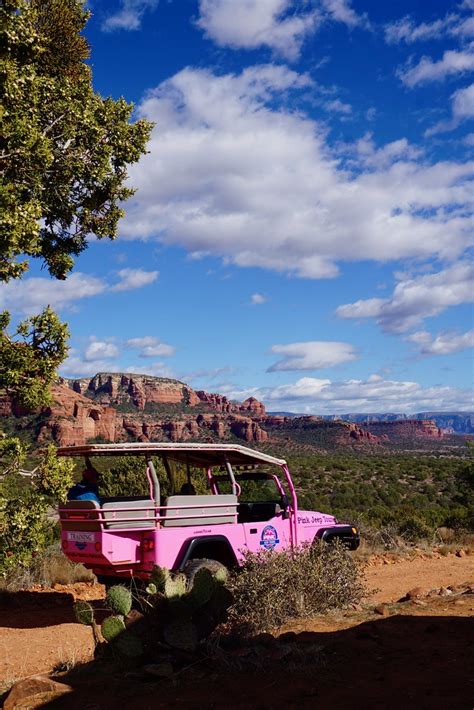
[0,544,95,592]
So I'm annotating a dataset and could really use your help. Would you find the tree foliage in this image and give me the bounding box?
[0,0,153,407]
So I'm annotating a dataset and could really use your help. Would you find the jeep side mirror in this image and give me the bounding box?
[280,494,290,518]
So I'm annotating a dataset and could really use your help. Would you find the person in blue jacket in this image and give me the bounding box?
[67,459,101,505]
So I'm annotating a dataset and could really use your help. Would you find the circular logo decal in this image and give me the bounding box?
[260,525,280,550]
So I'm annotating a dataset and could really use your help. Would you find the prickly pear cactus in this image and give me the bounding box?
[106,585,132,616]
[145,582,157,595]
[164,572,187,599]
[214,566,228,585]
[150,565,171,593]
[115,633,144,658]
[73,600,95,626]
[163,619,198,652]
[101,615,126,642]
[188,568,215,607]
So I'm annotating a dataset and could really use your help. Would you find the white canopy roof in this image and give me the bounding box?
[56,442,287,467]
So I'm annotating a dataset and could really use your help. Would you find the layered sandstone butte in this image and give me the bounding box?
[1,373,447,450]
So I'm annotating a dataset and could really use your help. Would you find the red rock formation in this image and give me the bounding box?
[365,420,443,440]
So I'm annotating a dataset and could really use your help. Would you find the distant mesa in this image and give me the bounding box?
[0,372,467,451]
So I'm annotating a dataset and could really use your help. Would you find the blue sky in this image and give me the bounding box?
[3,0,474,414]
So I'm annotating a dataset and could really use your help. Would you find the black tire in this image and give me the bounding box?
[183,558,228,586]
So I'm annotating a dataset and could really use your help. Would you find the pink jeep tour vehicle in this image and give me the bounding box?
[58,443,359,581]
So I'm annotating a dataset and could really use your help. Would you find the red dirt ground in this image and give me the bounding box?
[1,553,473,709]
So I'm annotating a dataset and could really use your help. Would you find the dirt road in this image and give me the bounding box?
[0,553,473,709]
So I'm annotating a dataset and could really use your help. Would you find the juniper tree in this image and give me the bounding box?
[0,0,153,407]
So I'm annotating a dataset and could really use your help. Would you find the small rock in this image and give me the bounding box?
[374,604,390,616]
[412,600,426,606]
[438,587,452,596]
[406,587,424,601]
[4,676,72,709]
[143,663,174,678]
[350,603,363,611]
[456,549,466,558]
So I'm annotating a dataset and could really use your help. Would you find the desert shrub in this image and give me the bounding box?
[0,490,53,574]
[228,541,363,633]
[36,444,74,502]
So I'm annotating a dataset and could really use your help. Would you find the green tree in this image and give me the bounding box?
[0,0,153,407]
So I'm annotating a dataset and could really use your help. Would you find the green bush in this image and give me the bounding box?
[228,541,363,633]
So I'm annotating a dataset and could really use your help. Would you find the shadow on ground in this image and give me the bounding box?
[41,612,474,710]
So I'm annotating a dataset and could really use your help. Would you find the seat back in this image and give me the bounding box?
[59,500,102,531]
[102,497,155,529]
[162,494,238,527]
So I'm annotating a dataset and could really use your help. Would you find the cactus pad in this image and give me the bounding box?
[188,568,215,607]
[101,615,126,642]
[106,585,132,616]
[145,582,157,595]
[214,566,228,585]
[73,600,95,626]
[150,565,171,593]
[164,573,187,599]
[163,619,198,652]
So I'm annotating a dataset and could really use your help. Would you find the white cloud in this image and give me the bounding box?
[126,336,175,357]
[400,48,474,87]
[465,132,474,144]
[59,354,119,378]
[250,293,267,305]
[407,329,474,355]
[336,261,474,333]
[453,82,474,118]
[111,268,159,292]
[324,98,352,114]
[385,12,474,45]
[350,134,423,169]
[0,268,160,315]
[0,273,106,316]
[225,375,474,414]
[196,0,320,60]
[102,0,159,32]
[84,341,120,361]
[123,362,175,377]
[268,340,357,371]
[123,65,474,280]
[320,0,368,29]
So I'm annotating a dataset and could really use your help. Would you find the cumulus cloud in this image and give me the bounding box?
[250,293,267,305]
[0,267,159,315]
[102,0,159,32]
[123,65,474,280]
[336,261,474,333]
[111,268,159,292]
[84,340,120,361]
[399,48,474,87]
[268,340,357,371]
[407,329,474,355]
[126,336,175,357]
[225,375,474,414]
[0,273,106,316]
[197,0,320,61]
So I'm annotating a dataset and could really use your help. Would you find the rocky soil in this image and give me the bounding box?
[1,551,472,709]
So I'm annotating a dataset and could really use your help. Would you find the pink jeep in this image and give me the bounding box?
[58,443,359,580]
